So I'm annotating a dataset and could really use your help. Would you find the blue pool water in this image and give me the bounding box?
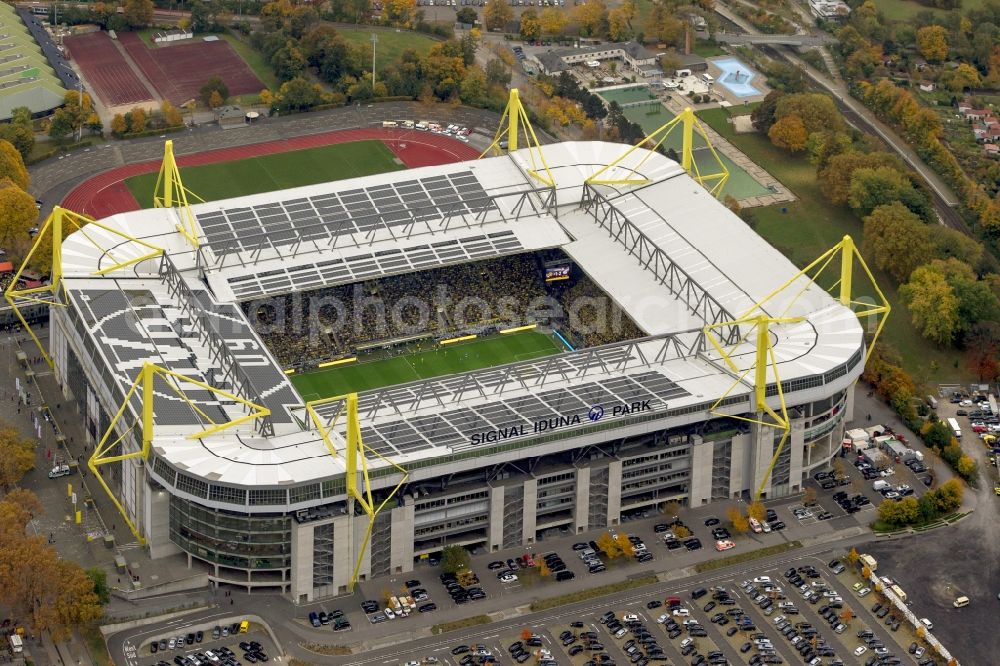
[712,58,761,97]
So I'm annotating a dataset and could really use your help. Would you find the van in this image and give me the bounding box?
[382,121,398,128]
[676,68,692,78]
[926,395,938,409]
[702,73,715,84]
[239,620,249,633]
[692,587,708,599]
[953,596,970,608]
[872,480,890,492]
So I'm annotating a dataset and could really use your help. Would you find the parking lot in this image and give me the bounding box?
[383,545,941,666]
[132,620,279,666]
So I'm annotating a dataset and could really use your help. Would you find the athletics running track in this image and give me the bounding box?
[62,128,480,219]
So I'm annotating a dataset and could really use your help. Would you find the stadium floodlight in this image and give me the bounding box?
[153,140,205,250]
[88,362,272,545]
[481,88,556,188]
[3,206,163,368]
[587,107,729,197]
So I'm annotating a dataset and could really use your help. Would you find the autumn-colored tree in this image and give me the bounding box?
[941,63,981,93]
[662,501,682,519]
[768,115,808,152]
[0,423,36,490]
[877,496,919,526]
[209,90,224,109]
[384,0,417,25]
[110,113,128,136]
[520,628,533,641]
[956,454,977,480]
[839,608,854,623]
[574,0,608,38]
[539,7,567,36]
[900,265,960,345]
[916,25,948,62]
[646,1,683,46]
[538,560,551,576]
[803,486,818,505]
[483,0,513,31]
[847,165,927,219]
[774,92,844,136]
[726,506,749,533]
[162,101,184,128]
[673,524,691,538]
[129,107,147,134]
[0,139,28,191]
[0,180,38,263]
[616,532,635,557]
[596,531,622,558]
[817,150,901,206]
[608,1,636,42]
[123,0,154,27]
[862,203,935,284]
[846,547,859,566]
[747,501,766,523]
[861,565,872,578]
[519,9,541,41]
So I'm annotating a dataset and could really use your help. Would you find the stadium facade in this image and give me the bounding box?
[47,139,864,601]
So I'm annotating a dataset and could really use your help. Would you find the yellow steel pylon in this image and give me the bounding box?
[587,107,729,197]
[153,140,204,249]
[88,362,272,545]
[480,88,556,188]
[3,206,164,368]
[741,235,891,361]
[705,314,803,501]
[306,393,408,591]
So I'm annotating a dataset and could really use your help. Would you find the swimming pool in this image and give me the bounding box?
[712,58,761,98]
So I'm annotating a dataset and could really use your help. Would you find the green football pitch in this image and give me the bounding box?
[291,331,565,399]
[125,140,404,207]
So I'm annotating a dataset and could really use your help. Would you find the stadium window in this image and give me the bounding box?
[290,484,321,504]
[175,473,209,498]
[249,489,288,506]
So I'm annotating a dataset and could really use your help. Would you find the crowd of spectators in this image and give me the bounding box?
[245,253,647,369]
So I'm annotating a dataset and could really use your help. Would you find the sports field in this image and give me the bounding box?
[291,331,564,399]
[125,140,404,207]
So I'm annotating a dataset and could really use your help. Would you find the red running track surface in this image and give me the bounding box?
[64,32,153,107]
[61,128,480,220]
[118,33,264,105]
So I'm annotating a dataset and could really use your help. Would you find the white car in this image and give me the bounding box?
[499,573,517,583]
[623,613,639,622]
[920,617,934,630]
[857,587,871,597]
[854,646,867,656]
[672,608,690,616]
[657,613,669,624]
[753,576,772,584]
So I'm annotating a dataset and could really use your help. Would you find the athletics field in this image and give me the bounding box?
[291,331,565,399]
[125,140,404,207]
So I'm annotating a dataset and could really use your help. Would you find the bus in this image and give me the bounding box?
[947,417,962,440]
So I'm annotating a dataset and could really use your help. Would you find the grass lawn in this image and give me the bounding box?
[873,0,989,21]
[125,140,403,207]
[336,27,438,70]
[693,40,728,58]
[697,107,964,382]
[291,331,563,399]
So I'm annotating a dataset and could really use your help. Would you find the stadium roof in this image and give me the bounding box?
[0,5,69,119]
[58,141,865,501]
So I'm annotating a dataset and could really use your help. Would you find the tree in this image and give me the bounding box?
[110,114,127,136]
[608,3,634,42]
[278,77,323,111]
[806,130,851,170]
[485,58,511,87]
[751,90,783,132]
[956,454,977,480]
[199,76,229,107]
[662,501,682,519]
[0,109,35,159]
[0,180,38,263]
[803,486,818,505]
[460,66,488,107]
[574,0,608,38]
[916,25,948,62]
[774,92,844,136]
[646,0,683,46]
[863,203,935,284]
[616,532,635,557]
[726,506,749,534]
[440,544,470,573]
[456,7,477,24]
[839,608,854,623]
[385,0,417,26]
[123,0,154,28]
[189,0,220,33]
[483,0,513,31]
[768,115,808,152]
[537,559,551,576]
[596,531,622,558]
[0,139,28,190]
[817,150,901,206]
[848,166,919,218]
[900,265,959,345]
[519,9,541,42]
[673,524,691,538]
[0,423,35,490]
[161,101,184,128]
[208,90,224,109]
[941,63,981,92]
[86,567,110,605]
[845,548,859,566]
[539,7,567,36]
[747,501,766,523]
[877,496,918,526]
[129,107,147,134]
[272,40,307,82]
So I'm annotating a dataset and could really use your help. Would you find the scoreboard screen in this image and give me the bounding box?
[545,266,570,282]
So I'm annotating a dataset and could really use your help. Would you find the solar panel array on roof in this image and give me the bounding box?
[227,230,523,301]
[353,370,690,456]
[196,170,495,257]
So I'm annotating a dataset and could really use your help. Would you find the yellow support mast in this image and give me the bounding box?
[480,88,556,188]
[705,314,803,501]
[3,206,164,368]
[88,362,272,545]
[304,393,408,591]
[153,139,205,249]
[587,107,729,197]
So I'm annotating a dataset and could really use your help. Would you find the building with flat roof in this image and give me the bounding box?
[45,139,863,602]
[3,6,71,119]
[534,41,663,78]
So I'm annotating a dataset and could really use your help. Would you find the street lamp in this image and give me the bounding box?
[371,33,377,90]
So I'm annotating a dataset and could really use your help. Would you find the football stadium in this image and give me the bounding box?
[7,94,886,601]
